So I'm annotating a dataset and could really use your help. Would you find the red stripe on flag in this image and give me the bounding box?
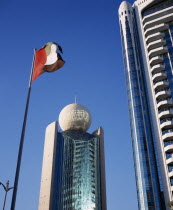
[32,48,47,81]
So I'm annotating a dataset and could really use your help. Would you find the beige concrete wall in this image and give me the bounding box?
[38,121,57,210]
[93,127,107,210]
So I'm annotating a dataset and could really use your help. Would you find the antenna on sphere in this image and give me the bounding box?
[75,95,77,104]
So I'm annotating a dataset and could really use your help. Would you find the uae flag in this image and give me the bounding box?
[32,42,65,81]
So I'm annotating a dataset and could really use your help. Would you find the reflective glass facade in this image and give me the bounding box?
[50,130,104,210]
[119,1,166,209]
[119,0,173,208]
[164,25,173,98]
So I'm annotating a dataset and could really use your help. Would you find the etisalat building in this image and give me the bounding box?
[38,103,107,210]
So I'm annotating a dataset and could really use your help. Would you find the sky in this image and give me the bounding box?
[0,0,138,209]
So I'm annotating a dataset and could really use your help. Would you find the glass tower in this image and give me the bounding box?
[119,0,173,209]
[38,104,106,210]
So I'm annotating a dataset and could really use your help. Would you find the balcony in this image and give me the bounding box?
[151,64,165,74]
[166,157,173,165]
[157,98,173,109]
[162,129,173,141]
[142,5,173,24]
[145,23,169,37]
[169,170,173,178]
[146,32,165,44]
[155,89,171,100]
[154,80,169,91]
[147,39,166,51]
[160,119,173,129]
[164,144,173,152]
[159,108,173,119]
[144,13,173,31]
[152,72,167,83]
[150,56,163,66]
[148,46,168,59]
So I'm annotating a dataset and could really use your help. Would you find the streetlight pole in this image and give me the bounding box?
[0,181,13,210]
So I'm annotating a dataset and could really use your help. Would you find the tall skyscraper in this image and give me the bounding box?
[38,103,106,210]
[119,0,173,209]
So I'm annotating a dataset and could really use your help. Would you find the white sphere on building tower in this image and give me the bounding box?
[58,103,91,132]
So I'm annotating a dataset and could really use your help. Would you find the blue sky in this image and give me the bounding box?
[0,0,137,209]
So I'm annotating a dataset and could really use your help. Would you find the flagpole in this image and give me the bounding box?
[11,49,36,210]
